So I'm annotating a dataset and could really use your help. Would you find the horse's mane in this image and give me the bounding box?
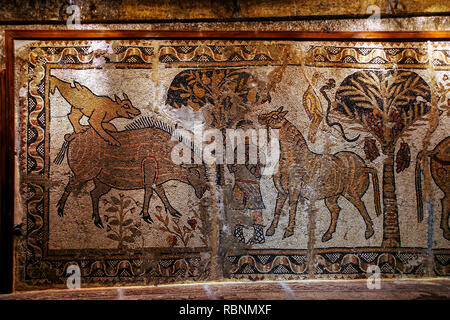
[125,116,202,158]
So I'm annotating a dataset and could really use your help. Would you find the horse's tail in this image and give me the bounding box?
[54,133,76,165]
[415,150,425,223]
[365,167,382,217]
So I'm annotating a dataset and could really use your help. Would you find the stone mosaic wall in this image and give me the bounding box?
[10,37,449,289]
[0,0,449,22]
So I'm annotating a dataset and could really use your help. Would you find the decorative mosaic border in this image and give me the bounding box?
[227,247,450,277]
[227,253,308,275]
[227,249,436,277]
[159,43,280,67]
[434,251,450,276]
[305,44,450,69]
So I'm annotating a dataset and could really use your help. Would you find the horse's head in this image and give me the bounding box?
[258,106,288,129]
[113,93,141,119]
[182,164,209,199]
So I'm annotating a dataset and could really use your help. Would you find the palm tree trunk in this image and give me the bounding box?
[382,146,401,247]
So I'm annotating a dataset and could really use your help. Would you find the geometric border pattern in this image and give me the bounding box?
[227,248,450,277]
[305,43,450,70]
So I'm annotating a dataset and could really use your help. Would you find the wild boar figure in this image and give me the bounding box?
[55,117,208,228]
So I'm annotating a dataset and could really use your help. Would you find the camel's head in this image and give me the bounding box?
[258,106,288,129]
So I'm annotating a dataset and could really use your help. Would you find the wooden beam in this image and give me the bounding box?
[4,30,450,41]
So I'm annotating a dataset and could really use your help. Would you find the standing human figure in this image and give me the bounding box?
[228,120,266,244]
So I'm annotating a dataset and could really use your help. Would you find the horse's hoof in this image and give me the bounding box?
[321,233,332,242]
[365,228,374,239]
[143,215,153,224]
[57,206,64,217]
[283,229,294,239]
[266,227,275,237]
[94,219,104,229]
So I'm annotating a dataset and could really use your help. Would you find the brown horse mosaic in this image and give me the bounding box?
[258,107,381,241]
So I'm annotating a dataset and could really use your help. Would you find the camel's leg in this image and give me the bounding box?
[56,176,87,217]
[440,195,450,240]
[68,108,89,133]
[154,184,181,218]
[266,192,287,236]
[344,194,374,240]
[284,190,301,239]
[322,195,341,242]
[141,160,156,224]
[90,178,111,229]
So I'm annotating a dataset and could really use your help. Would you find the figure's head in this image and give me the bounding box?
[114,93,141,119]
[258,106,288,129]
[182,164,209,199]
